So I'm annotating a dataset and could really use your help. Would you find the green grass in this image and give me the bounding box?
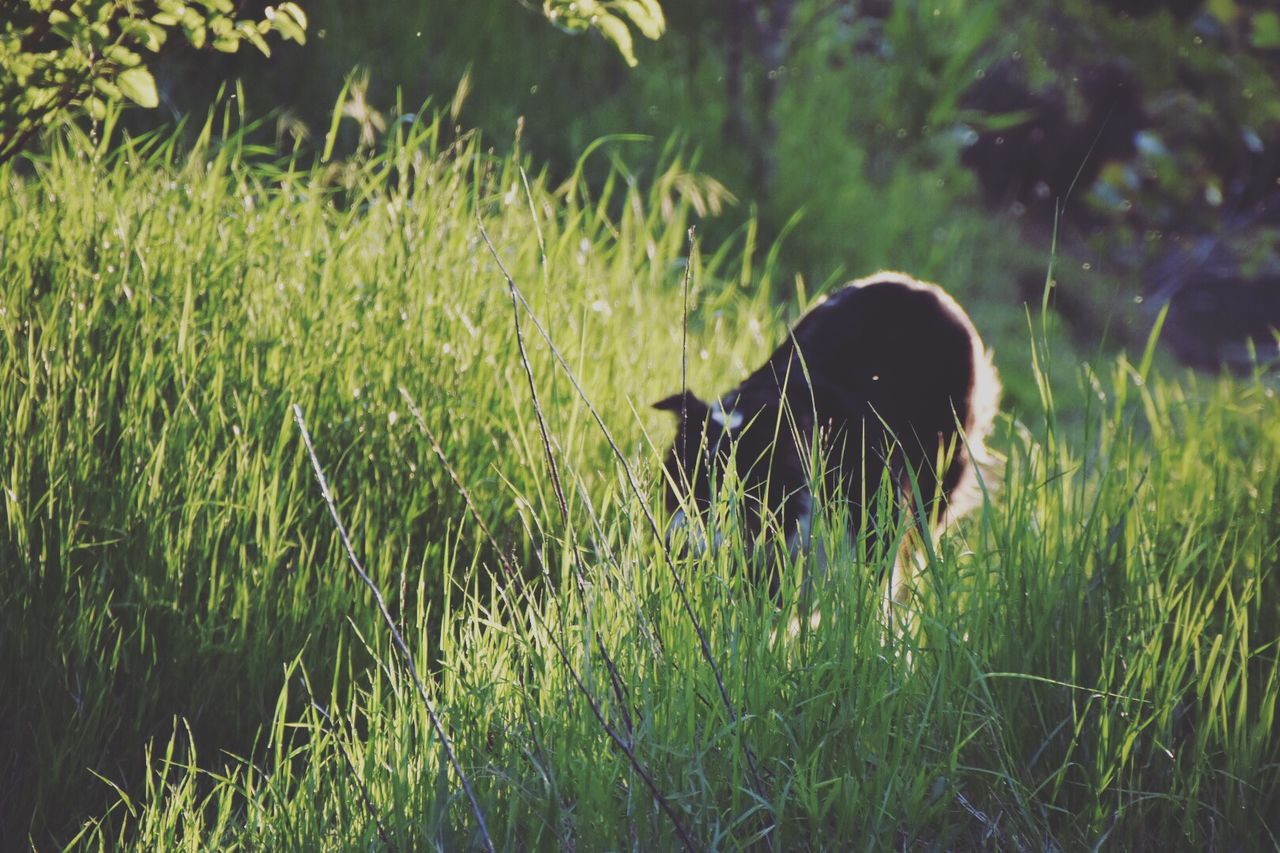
[2,111,1278,850]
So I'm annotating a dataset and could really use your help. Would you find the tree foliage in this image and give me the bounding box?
[539,0,665,66]
[0,0,665,167]
[0,0,308,166]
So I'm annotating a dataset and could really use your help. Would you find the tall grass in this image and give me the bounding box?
[2,108,1277,849]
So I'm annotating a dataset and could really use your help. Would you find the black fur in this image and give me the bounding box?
[656,273,999,585]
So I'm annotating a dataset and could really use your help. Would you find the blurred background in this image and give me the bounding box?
[141,0,1280,384]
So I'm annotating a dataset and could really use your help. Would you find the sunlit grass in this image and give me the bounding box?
[1,108,1277,849]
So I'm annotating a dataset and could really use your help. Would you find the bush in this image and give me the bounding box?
[0,0,308,166]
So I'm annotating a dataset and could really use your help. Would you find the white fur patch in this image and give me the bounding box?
[667,508,720,554]
[709,404,743,430]
[785,489,814,557]
[667,508,691,545]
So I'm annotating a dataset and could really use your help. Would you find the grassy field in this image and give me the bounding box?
[2,111,1278,850]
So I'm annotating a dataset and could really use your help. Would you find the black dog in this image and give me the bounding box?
[655,273,999,599]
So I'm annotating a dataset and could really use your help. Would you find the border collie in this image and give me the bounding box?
[654,272,1000,608]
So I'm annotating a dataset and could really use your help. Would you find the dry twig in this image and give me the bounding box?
[292,404,495,853]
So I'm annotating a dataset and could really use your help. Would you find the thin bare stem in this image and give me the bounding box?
[475,218,774,833]
[502,243,571,523]
[682,228,693,428]
[298,670,397,852]
[499,249,703,833]
[291,404,495,853]
[398,389,701,851]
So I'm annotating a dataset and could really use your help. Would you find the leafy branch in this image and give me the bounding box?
[537,0,665,66]
[0,0,307,167]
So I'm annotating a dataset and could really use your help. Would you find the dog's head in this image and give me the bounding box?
[653,388,804,559]
[652,390,744,518]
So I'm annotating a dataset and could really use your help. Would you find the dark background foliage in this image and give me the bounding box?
[137,0,1280,373]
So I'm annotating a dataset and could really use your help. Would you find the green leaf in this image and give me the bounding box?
[322,75,352,163]
[595,12,637,67]
[278,2,308,34]
[92,76,122,99]
[1206,0,1238,24]
[209,15,234,37]
[235,19,271,56]
[611,0,665,40]
[122,20,168,52]
[1252,11,1280,49]
[48,19,81,40]
[105,45,142,67]
[85,94,107,121]
[181,7,207,49]
[543,0,590,31]
[116,65,159,108]
[266,5,306,45]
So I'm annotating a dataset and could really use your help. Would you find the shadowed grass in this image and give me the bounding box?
[1,108,1277,849]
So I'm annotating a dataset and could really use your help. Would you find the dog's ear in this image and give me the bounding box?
[653,390,709,420]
